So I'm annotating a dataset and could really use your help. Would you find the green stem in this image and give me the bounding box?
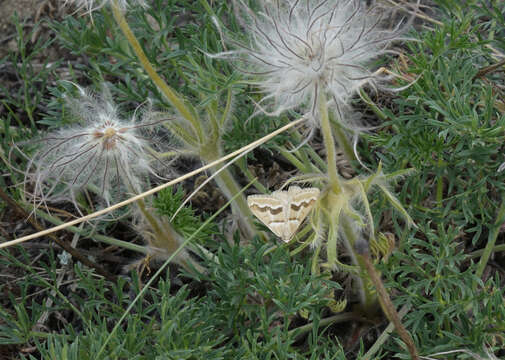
[341,216,378,313]
[110,3,254,241]
[200,144,256,239]
[359,89,388,121]
[305,146,328,172]
[210,162,256,239]
[436,157,444,206]
[236,157,268,194]
[297,146,315,172]
[318,93,375,311]
[288,312,368,341]
[332,121,357,163]
[275,145,311,173]
[362,305,411,360]
[32,207,148,254]
[136,197,204,274]
[475,198,505,279]
[468,243,505,259]
[311,242,323,275]
[359,247,419,360]
[110,0,201,134]
[318,92,340,189]
[332,109,358,161]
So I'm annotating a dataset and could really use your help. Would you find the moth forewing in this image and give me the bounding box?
[247,186,320,242]
[247,196,285,239]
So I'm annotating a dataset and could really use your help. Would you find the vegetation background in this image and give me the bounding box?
[1,0,505,359]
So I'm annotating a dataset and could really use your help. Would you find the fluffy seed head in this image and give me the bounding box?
[25,85,170,210]
[222,0,405,122]
[63,0,147,14]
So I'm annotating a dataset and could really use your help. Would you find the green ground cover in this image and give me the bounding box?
[1,0,504,358]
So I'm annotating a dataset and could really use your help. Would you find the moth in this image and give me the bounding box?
[247,186,320,242]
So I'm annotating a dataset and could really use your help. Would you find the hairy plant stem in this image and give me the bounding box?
[202,153,256,240]
[358,245,419,360]
[341,216,378,313]
[318,92,341,191]
[110,1,199,131]
[319,92,376,313]
[475,198,505,279]
[111,1,256,240]
[275,145,311,173]
[332,120,357,163]
[136,197,205,274]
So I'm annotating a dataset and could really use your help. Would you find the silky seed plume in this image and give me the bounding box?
[24,84,172,212]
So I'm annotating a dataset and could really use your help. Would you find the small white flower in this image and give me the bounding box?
[220,0,405,124]
[25,85,170,210]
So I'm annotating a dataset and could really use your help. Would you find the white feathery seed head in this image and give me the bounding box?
[220,0,407,125]
[25,85,171,211]
[63,0,147,14]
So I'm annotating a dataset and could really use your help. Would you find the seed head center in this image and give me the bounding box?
[103,127,117,138]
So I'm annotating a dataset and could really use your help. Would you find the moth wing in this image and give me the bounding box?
[247,195,286,239]
[289,187,320,225]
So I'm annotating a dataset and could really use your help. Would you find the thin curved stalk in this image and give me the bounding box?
[359,89,388,121]
[468,243,505,259]
[318,92,341,190]
[332,121,357,163]
[236,157,268,194]
[210,162,256,239]
[110,0,202,138]
[288,312,369,341]
[275,145,311,173]
[32,207,148,254]
[362,305,411,360]
[475,198,505,278]
[341,215,377,312]
[359,248,419,360]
